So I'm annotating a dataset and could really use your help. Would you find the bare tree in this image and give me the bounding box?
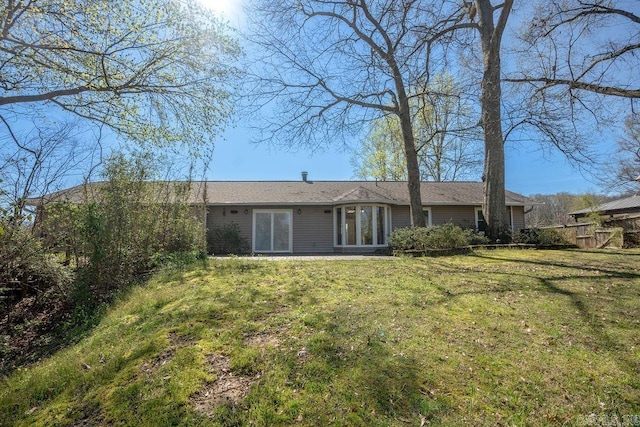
[474,0,514,240]
[617,114,640,188]
[352,74,482,181]
[508,1,640,100]
[0,116,98,221]
[247,0,428,226]
[527,192,614,226]
[502,0,640,196]
[527,193,581,226]
[416,0,513,239]
[598,113,640,194]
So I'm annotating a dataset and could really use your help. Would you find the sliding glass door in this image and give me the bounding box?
[253,210,292,253]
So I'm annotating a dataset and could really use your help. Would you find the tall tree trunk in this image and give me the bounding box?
[476,0,512,240]
[397,84,425,227]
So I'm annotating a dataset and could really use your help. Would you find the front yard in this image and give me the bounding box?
[1,249,639,426]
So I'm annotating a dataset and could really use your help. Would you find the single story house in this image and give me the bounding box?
[28,177,530,254]
[568,194,640,241]
[569,195,640,221]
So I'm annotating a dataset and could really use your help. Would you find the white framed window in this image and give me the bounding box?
[475,207,486,234]
[475,207,514,233]
[422,207,432,227]
[334,204,390,247]
[253,209,293,253]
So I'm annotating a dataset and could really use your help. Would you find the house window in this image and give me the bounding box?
[336,207,342,245]
[422,207,432,227]
[334,204,390,247]
[475,207,514,233]
[360,206,373,245]
[508,206,514,231]
[345,206,357,245]
[475,207,486,234]
[376,206,386,244]
[253,209,293,253]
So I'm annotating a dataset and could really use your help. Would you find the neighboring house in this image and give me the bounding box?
[564,195,640,248]
[27,177,530,254]
[568,194,640,238]
[569,195,640,221]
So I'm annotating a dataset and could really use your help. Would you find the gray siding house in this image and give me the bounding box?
[197,180,528,254]
[28,180,530,254]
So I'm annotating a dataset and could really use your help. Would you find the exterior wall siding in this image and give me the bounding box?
[206,205,334,253]
[207,203,528,254]
[431,205,477,229]
[391,205,479,230]
[511,206,525,230]
[391,206,412,230]
[292,206,334,253]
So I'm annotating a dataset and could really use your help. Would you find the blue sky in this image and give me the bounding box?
[0,1,610,199]
[200,1,610,197]
[207,122,604,197]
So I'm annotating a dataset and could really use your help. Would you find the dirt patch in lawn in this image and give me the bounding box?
[139,332,195,375]
[192,353,260,416]
[192,332,281,416]
[243,332,280,349]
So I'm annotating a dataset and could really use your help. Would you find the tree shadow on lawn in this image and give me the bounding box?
[469,251,640,376]
[284,303,444,425]
[568,248,640,257]
[470,250,640,280]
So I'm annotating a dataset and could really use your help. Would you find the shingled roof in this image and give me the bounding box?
[25,181,530,207]
[569,195,640,218]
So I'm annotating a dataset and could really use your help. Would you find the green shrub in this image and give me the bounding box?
[388,227,431,251]
[0,220,75,374]
[207,222,249,255]
[623,231,640,248]
[40,153,206,300]
[426,223,471,249]
[389,223,488,252]
[512,228,571,246]
[0,221,74,307]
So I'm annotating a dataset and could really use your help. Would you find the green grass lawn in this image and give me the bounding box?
[1,249,639,426]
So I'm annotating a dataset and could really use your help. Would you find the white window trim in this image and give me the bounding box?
[422,207,432,227]
[333,204,390,247]
[475,206,515,232]
[475,207,485,234]
[252,209,293,253]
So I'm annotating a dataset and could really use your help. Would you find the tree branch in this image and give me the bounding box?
[505,77,640,99]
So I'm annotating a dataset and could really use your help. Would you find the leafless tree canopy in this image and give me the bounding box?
[511,0,640,99]
[0,118,96,217]
[247,0,638,238]
[247,0,443,226]
[248,1,416,142]
[598,113,640,193]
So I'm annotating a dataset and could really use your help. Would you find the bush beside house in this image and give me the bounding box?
[389,223,489,255]
[207,223,249,255]
[0,155,206,375]
[389,223,576,255]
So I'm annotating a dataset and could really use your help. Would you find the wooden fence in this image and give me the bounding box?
[547,223,624,249]
[605,214,640,231]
